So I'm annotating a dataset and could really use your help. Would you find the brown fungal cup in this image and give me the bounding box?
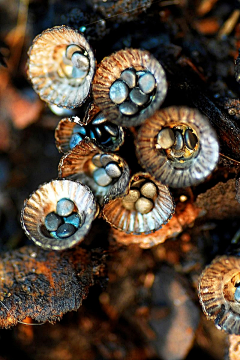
[198,255,240,335]
[136,106,219,188]
[27,26,96,108]
[55,117,87,153]
[21,179,98,250]
[93,49,167,127]
[58,139,130,205]
[102,172,175,235]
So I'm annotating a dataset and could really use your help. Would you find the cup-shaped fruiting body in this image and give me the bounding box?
[21,180,98,250]
[55,108,124,154]
[58,140,130,205]
[93,49,167,127]
[136,106,219,188]
[102,172,175,235]
[55,117,87,153]
[27,26,96,108]
[198,255,240,335]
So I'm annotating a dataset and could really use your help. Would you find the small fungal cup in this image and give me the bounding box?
[21,179,98,250]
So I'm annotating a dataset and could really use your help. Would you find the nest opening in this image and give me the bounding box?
[89,153,123,188]
[41,198,84,240]
[122,176,158,215]
[156,124,199,165]
[58,44,90,83]
[109,67,157,118]
[69,117,121,151]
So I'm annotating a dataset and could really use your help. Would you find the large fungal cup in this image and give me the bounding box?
[93,48,167,127]
[27,26,96,108]
[136,106,219,188]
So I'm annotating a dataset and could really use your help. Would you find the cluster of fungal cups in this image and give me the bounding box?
[22,25,219,252]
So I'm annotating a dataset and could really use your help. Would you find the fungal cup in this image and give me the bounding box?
[21,180,98,250]
[136,106,219,188]
[27,26,96,108]
[102,172,175,235]
[199,255,240,335]
[58,140,130,205]
[93,49,167,127]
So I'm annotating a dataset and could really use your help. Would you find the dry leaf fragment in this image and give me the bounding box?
[0,245,106,328]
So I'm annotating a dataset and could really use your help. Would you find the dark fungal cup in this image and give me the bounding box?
[93,49,167,127]
[89,112,122,149]
[55,110,124,154]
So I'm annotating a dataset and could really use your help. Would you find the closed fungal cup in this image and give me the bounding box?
[21,180,98,250]
[102,172,175,235]
[198,255,240,335]
[136,106,219,188]
[27,26,96,108]
[93,49,167,127]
